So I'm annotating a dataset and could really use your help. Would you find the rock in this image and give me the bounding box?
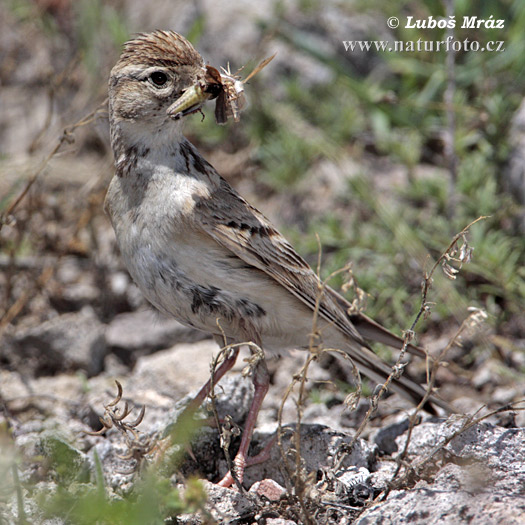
[4,310,107,377]
[177,481,256,524]
[0,369,30,401]
[166,373,255,482]
[49,257,101,312]
[357,464,525,525]
[249,479,287,501]
[443,423,525,494]
[56,281,100,310]
[39,433,91,483]
[394,420,525,487]
[241,423,376,489]
[358,421,525,524]
[129,340,221,403]
[106,310,208,361]
[372,415,411,455]
[492,386,521,405]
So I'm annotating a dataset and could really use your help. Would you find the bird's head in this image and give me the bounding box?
[109,31,213,150]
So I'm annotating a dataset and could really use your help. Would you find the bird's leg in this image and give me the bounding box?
[218,354,270,488]
[169,346,239,468]
[184,346,240,416]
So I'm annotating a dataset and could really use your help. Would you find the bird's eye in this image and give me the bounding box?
[150,71,168,86]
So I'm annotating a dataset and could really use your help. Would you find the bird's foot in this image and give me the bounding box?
[218,435,277,488]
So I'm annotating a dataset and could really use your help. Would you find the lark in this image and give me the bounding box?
[105,31,448,488]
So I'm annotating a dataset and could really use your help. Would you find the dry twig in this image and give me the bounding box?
[85,380,155,475]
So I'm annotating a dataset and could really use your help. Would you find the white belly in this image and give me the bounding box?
[106,175,318,353]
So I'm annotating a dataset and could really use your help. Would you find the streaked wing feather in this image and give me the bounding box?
[195,179,365,345]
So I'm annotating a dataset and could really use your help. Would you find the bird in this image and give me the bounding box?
[105,30,449,488]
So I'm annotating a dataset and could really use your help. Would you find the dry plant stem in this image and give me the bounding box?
[0,103,109,334]
[275,241,362,525]
[2,225,22,310]
[207,344,244,492]
[274,237,324,524]
[385,311,478,492]
[28,55,82,153]
[367,216,488,500]
[85,381,154,475]
[0,266,54,336]
[416,215,487,329]
[347,216,487,449]
[276,348,358,524]
[86,380,146,438]
[382,309,491,497]
[0,98,108,231]
[279,353,316,525]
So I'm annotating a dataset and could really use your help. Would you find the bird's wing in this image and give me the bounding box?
[194,175,364,343]
[193,172,423,357]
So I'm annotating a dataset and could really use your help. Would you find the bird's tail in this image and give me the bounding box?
[325,288,452,414]
[342,340,451,415]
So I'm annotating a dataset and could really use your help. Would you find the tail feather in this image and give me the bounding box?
[325,288,451,414]
[345,343,452,415]
[326,287,426,357]
[349,312,426,358]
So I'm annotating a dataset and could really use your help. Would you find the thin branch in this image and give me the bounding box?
[347,216,487,449]
[0,98,108,231]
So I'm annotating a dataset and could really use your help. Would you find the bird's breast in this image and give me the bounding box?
[105,170,317,351]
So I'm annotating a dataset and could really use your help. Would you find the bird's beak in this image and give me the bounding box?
[167,83,213,120]
[167,66,224,121]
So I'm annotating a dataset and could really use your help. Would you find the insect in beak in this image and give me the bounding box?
[168,54,275,124]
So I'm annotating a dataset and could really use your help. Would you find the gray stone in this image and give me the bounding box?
[357,475,525,525]
[373,415,411,455]
[394,420,525,492]
[249,479,286,501]
[5,310,107,376]
[176,481,256,524]
[358,421,525,524]
[106,309,208,356]
[165,372,255,482]
[241,423,375,489]
[130,339,221,404]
